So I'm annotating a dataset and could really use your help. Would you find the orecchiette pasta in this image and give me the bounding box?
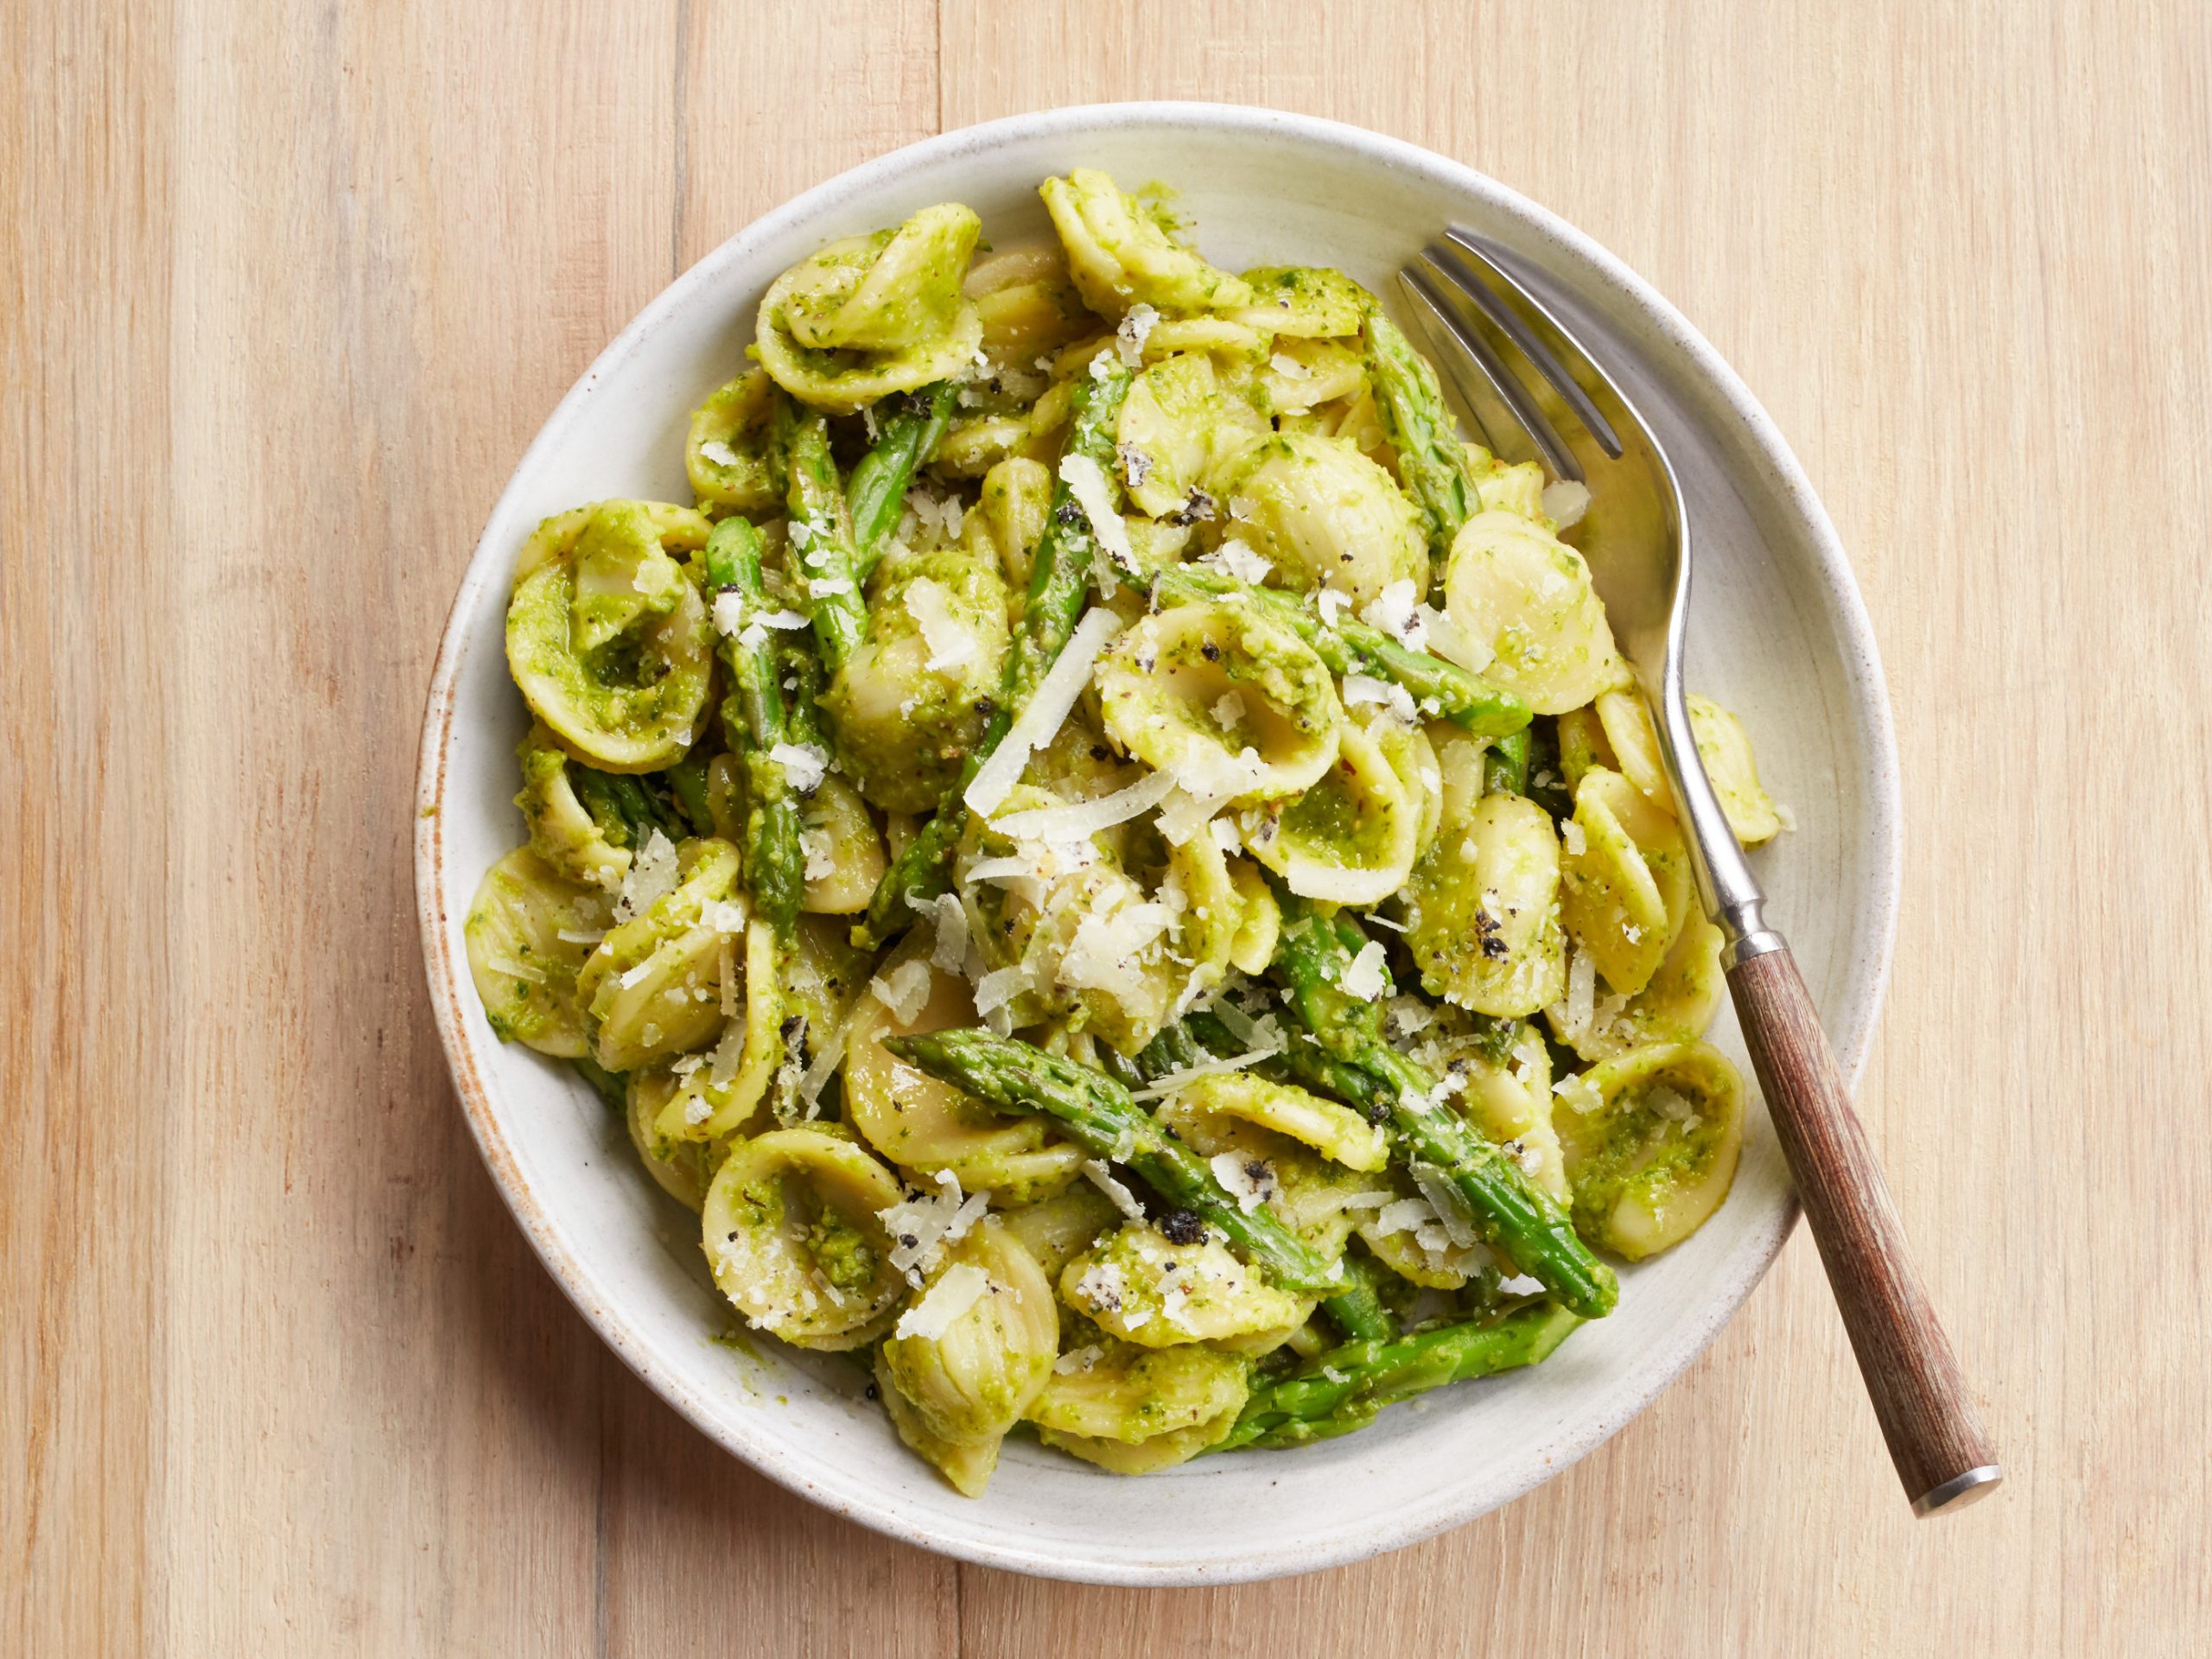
[880,1220,1058,1446]
[1226,265,1369,339]
[573,837,741,1071]
[1558,766,1693,998]
[755,204,985,412]
[1241,716,1421,906]
[1039,169,1252,316]
[1116,351,1267,518]
[1026,1339,1251,1444]
[506,499,715,772]
[1095,599,1343,801]
[1554,1040,1744,1260]
[513,722,631,892]
[1402,791,1567,1018]
[823,546,1010,814]
[467,165,1792,1496]
[1443,508,1624,715]
[684,369,782,512]
[844,939,1084,1198]
[702,1126,907,1348]
[465,847,613,1057]
[1061,1223,1307,1347]
[1208,432,1427,608]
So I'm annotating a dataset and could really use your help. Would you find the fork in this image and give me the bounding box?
[1402,232,2000,1517]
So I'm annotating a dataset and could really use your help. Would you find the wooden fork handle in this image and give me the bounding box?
[1726,945,2000,1516]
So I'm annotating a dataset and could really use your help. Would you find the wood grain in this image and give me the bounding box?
[1727,945,1995,1511]
[3,0,2207,1653]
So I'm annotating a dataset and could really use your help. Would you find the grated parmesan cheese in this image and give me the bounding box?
[795,1014,849,1110]
[964,608,1124,818]
[699,898,748,935]
[880,1172,990,1285]
[1082,1160,1148,1222]
[893,1262,990,1339]
[1209,1153,1280,1214]
[1053,1344,1104,1376]
[1115,302,1159,367]
[1059,899,1175,1004]
[713,590,808,639]
[1360,579,1427,651]
[903,487,965,544]
[768,741,829,794]
[1541,479,1592,529]
[706,1007,747,1088]
[1560,817,1587,856]
[697,438,741,468]
[1154,786,1217,847]
[1552,1070,1604,1115]
[1342,672,1419,725]
[869,957,935,1025]
[904,575,978,675]
[1200,537,1271,587]
[989,768,1175,844]
[1071,1261,1127,1313]
[1130,1046,1281,1101]
[1315,586,1353,628]
[799,827,834,881]
[1563,944,1597,1036]
[613,829,680,921]
[1058,453,1135,578]
[972,964,1033,1019]
[1409,1164,1480,1248]
[1340,940,1390,1001]
[925,893,970,976]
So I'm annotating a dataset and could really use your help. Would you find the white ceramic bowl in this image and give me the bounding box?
[416,103,1898,1585]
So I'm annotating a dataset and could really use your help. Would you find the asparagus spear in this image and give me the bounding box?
[1522,718,1575,821]
[1364,305,1477,561]
[854,363,1135,950]
[1129,1014,1395,1342]
[701,516,804,930]
[570,1054,629,1111]
[849,381,958,577]
[1147,565,1529,738]
[1216,1300,1581,1450]
[1268,893,1619,1319]
[885,1027,1342,1294]
[1173,1008,1395,1123]
[1319,1251,1395,1345]
[1484,728,1531,797]
[778,633,830,751]
[780,406,870,672]
[1005,364,1134,704]
[570,768,685,850]
[664,754,715,836]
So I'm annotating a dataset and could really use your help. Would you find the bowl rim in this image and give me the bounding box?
[415,99,1901,1585]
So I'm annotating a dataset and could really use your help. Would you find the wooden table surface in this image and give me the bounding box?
[7,2,2206,1652]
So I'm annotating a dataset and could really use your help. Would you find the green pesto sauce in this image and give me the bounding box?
[807,1210,880,1297]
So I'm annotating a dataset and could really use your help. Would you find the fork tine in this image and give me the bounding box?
[1435,230,1625,460]
[1398,260,1584,482]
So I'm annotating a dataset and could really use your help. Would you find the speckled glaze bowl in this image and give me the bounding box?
[416,103,1899,1586]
